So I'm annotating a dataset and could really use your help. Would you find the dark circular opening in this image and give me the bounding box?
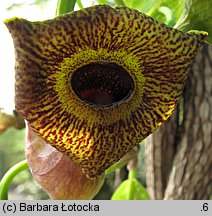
[71,62,134,107]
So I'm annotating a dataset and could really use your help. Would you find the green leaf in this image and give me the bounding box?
[123,0,157,14]
[97,0,115,5]
[155,0,183,22]
[114,0,125,6]
[157,6,176,26]
[148,0,184,27]
[123,0,183,27]
[174,0,212,44]
[111,178,150,200]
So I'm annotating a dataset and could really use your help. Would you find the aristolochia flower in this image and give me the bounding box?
[5,5,207,178]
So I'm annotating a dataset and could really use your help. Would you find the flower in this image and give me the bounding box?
[5,5,207,178]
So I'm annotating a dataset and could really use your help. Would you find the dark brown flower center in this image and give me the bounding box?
[71,63,134,107]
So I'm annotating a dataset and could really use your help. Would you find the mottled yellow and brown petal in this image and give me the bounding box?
[5,5,207,177]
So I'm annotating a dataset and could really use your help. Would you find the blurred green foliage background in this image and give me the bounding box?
[0,128,49,199]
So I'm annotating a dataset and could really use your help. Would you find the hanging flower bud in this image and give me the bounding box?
[25,124,105,200]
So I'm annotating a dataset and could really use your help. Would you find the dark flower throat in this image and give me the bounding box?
[71,62,134,107]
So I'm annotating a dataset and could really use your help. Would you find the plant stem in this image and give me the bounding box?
[56,0,77,16]
[128,169,136,180]
[77,0,83,9]
[127,157,137,200]
[0,160,28,200]
[128,169,136,200]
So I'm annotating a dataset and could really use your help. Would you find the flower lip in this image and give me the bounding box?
[71,62,134,108]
